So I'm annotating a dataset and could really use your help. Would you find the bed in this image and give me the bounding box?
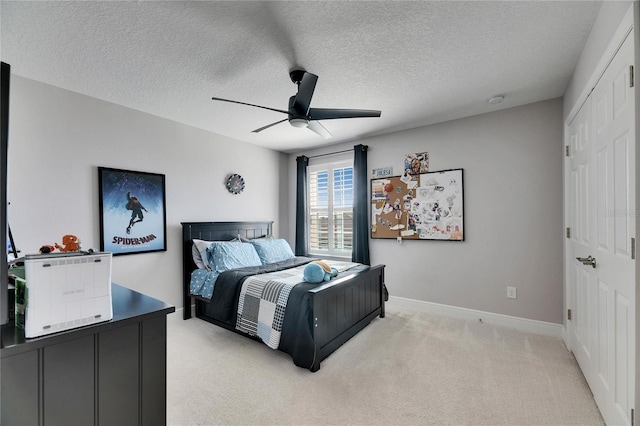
[182,221,385,372]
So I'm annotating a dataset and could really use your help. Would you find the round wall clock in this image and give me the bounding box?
[226,173,245,194]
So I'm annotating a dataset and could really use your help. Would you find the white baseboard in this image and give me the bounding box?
[388,296,563,338]
[561,326,570,350]
[175,296,563,338]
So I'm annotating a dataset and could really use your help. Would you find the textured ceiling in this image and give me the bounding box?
[1,1,602,153]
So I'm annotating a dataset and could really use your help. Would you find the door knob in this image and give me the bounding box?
[576,255,597,268]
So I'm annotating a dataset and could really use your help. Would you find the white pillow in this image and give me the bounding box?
[192,239,213,270]
[191,238,240,270]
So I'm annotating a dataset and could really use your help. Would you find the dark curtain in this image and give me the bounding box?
[295,155,309,256]
[351,144,370,265]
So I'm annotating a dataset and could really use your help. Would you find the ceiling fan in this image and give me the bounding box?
[212,70,381,139]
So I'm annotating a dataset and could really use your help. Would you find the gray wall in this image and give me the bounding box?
[7,76,288,310]
[7,75,596,325]
[288,98,564,324]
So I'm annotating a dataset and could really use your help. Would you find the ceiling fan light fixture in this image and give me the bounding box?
[211,70,381,136]
[289,117,309,128]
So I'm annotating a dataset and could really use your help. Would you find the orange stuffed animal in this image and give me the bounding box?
[55,234,80,252]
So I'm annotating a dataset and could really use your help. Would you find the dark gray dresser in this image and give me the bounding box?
[1,283,175,425]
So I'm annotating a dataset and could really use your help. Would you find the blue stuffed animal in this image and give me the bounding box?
[303,260,338,283]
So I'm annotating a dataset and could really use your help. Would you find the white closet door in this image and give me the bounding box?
[567,31,636,426]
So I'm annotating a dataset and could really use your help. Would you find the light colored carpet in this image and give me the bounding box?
[166,301,604,426]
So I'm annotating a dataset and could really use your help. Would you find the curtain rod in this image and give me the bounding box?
[305,145,368,159]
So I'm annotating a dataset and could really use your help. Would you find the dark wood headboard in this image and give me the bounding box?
[181,221,273,319]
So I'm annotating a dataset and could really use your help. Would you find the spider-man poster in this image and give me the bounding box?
[98,167,167,255]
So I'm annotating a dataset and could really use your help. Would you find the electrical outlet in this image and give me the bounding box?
[507,286,517,299]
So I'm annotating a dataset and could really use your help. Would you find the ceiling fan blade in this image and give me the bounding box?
[251,118,288,133]
[212,97,288,115]
[308,108,381,120]
[292,72,318,113]
[307,120,332,139]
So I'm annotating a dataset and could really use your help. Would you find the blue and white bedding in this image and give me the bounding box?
[188,238,364,352]
[192,255,370,368]
[190,238,296,299]
[190,241,262,298]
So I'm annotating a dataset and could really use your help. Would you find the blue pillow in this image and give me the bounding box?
[250,238,295,264]
[206,241,262,272]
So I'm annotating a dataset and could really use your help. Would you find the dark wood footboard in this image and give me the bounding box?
[309,264,385,372]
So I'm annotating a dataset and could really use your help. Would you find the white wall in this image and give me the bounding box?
[288,98,564,324]
[7,76,287,310]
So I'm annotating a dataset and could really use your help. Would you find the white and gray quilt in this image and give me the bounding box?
[235,260,359,349]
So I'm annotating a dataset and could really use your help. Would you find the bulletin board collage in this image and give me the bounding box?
[371,152,464,241]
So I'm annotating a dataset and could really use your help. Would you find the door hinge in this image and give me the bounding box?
[567,309,572,321]
[631,408,634,426]
[630,65,635,88]
[632,238,636,260]
[565,145,570,157]
[566,227,571,239]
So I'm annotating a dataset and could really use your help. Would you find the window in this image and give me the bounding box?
[308,157,353,258]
